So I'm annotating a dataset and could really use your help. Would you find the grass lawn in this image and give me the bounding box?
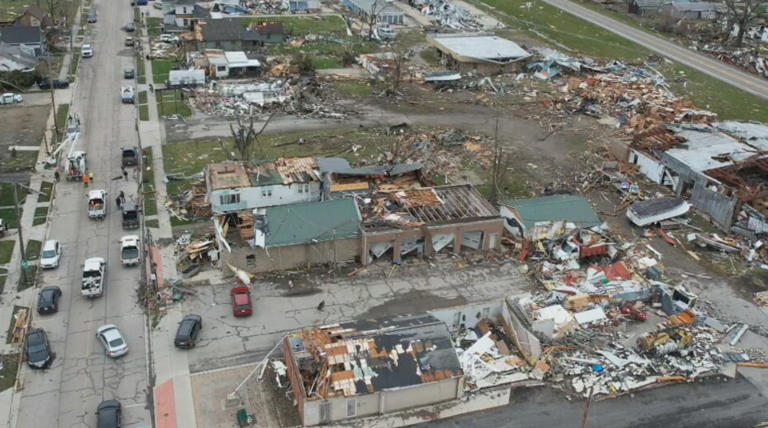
[32,207,48,226]
[156,89,191,117]
[0,241,14,264]
[151,59,175,84]
[0,183,25,207]
[147,17,163,36]
[5,306,27,344]
[2,151,38,173]
[0,208,20,229]
[0,0,27,21]
[138,90,147,104]
[38,181,54,203]
[137,57,146,84]
[143,191,158,217]
[17,265,37,291]
[139,104,149,121]
[56,104,70,139]
[68,53,80,79]
[0,354,20,392]
[242,16,347,37]
[330,81,374,98]
[25,239,41,261]
[312,56,341,69]
[145,219,159,228]
[475,0,649,60]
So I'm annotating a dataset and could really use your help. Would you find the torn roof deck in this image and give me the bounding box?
[664,125,758,173]
[207,158,321,190]
[289,314,463,400]
[427,33,531,64]
[207,162,252,191]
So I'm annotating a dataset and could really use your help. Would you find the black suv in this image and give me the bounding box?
[174,314,202,348]
[38,79,70,90]
[37,286,62,314]
[25,328,52,368]
[96,400,121,428]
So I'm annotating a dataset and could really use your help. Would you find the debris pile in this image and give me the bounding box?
[418,0,483,31]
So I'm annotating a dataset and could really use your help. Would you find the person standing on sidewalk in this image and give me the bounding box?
[54,170,60,182]
[82,173,89,188]
[122,167,128,180]
[88,170,94,182]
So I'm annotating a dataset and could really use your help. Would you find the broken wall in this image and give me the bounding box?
[282,339,306,424]
[691,182,738,230]
[429,301,504,333]
[224,237,360,273]
[381,377,462,414]
[628,149,665,184]
[501,297,542,365]
[210,181,321,214]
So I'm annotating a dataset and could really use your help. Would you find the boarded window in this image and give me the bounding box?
[246,255,255,267]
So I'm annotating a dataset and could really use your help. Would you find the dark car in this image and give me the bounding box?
[123,23,135,32]
[96,400,121,428]
[37,286,62,314]
[38,79,70,90]
[174,314,202,348]
[25,328,52,369]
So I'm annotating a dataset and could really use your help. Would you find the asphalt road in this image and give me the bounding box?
[542,0,768,100]
[422,376,768,428]
[15,0,150,426]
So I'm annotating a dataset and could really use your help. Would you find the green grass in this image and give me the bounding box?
[475,0,649,60]
[242,16,347,37]
[68,53,80,79]
[139,104,149,121]
[5,306,27,344]
[151,59,175,84]
[136,57,146,84]
[147,17,163,37]
[32,207,48,226]
[25,239,41,260]
[134,6,140,23]
[56,104,70,139]
[0,0,27,20]
[331,81,373,98]
[38,181,53,203]
[143,191,158,217]
[0,183,25,207]
[312,56,341,69]
[420,47,440,66]
[156,90,191,117]
[138,90,147,104]
[143,147,154,184]
[0,241,14,264]
[1,151,38,173]
[145,219,159,228]
[0,208,20,230]
[0,354,19,392]
[17,265,36,291]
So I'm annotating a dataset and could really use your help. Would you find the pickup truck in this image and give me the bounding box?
[82,257,105,297]
[121,86,135,104]
[121,146,139,167]
[121,202,139,229]
[0,93,22,105]
[120,235,140,266]
[88,189,107,219]
[81,44,94,58]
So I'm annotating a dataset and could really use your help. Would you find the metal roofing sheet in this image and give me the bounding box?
[265,199,360,247]
[432,34,530,61]
[502,194,601,230]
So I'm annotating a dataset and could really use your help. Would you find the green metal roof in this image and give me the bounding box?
[265,199,361,247]
[503,194,600,230]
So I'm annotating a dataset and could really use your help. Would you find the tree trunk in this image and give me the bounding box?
[736,18,747,46]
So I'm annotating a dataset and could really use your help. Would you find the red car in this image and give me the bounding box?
[230,286,253,317]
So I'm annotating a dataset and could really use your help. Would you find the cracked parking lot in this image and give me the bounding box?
[180,258,526,374]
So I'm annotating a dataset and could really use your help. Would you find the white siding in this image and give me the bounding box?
[211,182,321,214]
[629,149,665,184]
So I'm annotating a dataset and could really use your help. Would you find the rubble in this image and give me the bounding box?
[417,0,483,31]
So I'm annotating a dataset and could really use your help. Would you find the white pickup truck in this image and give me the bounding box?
[82,257,105,298]
[0,93,22,105]
[120,235,140,266]
[88,189,107,219]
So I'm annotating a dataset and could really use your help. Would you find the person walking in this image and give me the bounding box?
[82,173,89,188]
[88,170,94,181]
[54,170,60,182]
[116,195,123,210]
[122,167,128,180]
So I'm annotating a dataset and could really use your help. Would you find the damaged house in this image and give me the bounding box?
[194,19,285,51]
[629,123,768,232]
[283,314,464,426]
[500,194,602,239]
[359,184,504,265]
[427,33,531,74]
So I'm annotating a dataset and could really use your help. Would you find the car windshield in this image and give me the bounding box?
[237,304,250,310]
[42,250,56,258]
[41,290,55,301]
[108,337,124,347]
[122,247,139,258]
[83,270,99,278]
[28,335,46,352]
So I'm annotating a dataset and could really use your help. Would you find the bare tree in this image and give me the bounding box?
[228,113,276,162]
[385,45,408,96]
[724,0,767,46]
[489,117,508,204]
[367,0,380,40]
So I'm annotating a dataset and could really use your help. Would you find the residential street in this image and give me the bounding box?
[14,0,151,426]
[541,0,768,100]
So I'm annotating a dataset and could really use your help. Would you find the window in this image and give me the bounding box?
[304,184,310,193]
[346,398,356,417]
[182,6,188,13]
[217,65,226,72]
[183,18,189,26]
[246,255,256,267]
[219,193,240,205]
[297,184,303,194]
[261,188,272,197]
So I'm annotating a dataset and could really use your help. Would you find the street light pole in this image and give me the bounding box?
[12,184,27,285]
[45,51,60,143]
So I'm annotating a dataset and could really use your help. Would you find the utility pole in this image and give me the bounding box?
[580,387,594,428]
[490,117,501,204]
[46,51,60,142]
[12,184,27,286]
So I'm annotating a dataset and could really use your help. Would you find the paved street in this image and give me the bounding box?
[14,0,151,426]
[542,0,768,100]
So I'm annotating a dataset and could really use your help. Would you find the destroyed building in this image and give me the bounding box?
[342,0,404,25]
[207,159,322,215]
[219,199,362,272]
[193,19,285,51]
[629,123,768,232]
[359,184,504,265]
[283,314,464,426]
[500,195,602,239]
[202,50,262,78]
[427,33,531,74]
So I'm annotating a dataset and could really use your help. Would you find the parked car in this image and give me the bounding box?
[119,234,140,263]
[123,23,135,32]
[37,79,70,90]
[124,37,134,47]
[121,86,135,104]
[37,286,62,314]
[96,400,121,428]
[81,44,94,58]
[40,239,62,269]
[123,68,135,79]
[87,10,97,23]
[152,2,162,9]
[230,286,252,317]
[159,34,179,44]
[0,93,22,104]
[121,146,139,166]
[174,314,202,348]
[25,328,52,368]
[96,325,129,358]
